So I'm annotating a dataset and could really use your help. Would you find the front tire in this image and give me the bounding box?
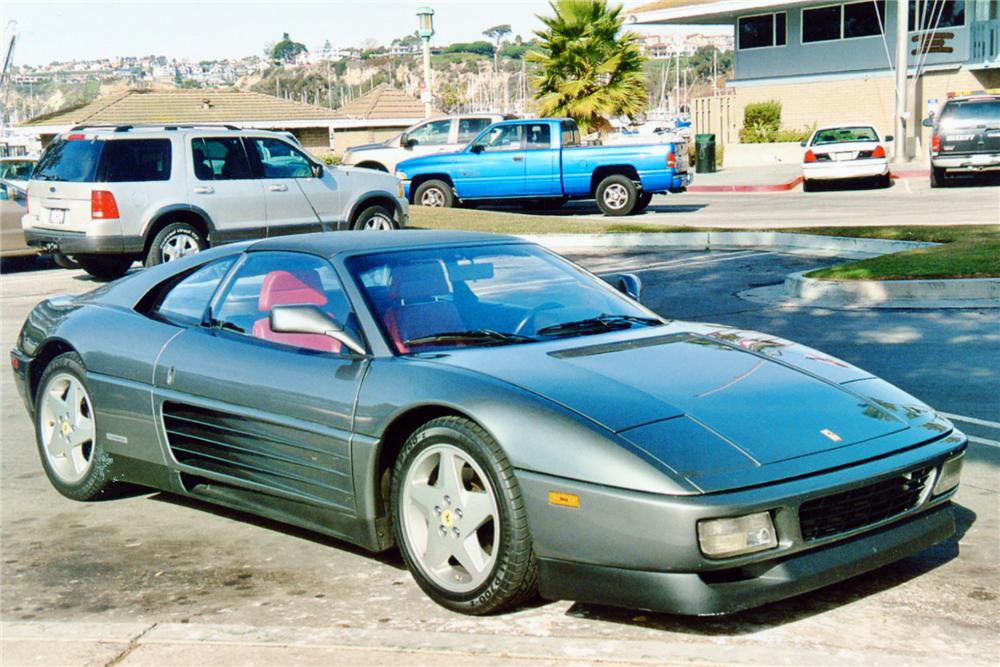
[35,352,116,501]
[75,255,133,281]
[414,180,455,209]
[353,204,397,230]
[930,166,947,188]
[595,175,638,216]
[145,222,207,267]
[391,416,538,615]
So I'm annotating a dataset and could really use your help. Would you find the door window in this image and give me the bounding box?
[100,139,172,182]
[192,137,253,181]
[457,118,492,143]
[407,119,452,146]
[250,138,315,179]
[212,252,358,354]
[151,257,238,325]
[524,123,551,150]
[479,125,523,152]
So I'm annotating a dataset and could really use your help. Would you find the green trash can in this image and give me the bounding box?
[695,133,716,174]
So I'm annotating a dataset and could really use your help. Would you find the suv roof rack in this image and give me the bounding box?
[69,123,242,133]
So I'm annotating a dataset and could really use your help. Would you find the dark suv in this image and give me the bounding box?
[923,92,1000,187]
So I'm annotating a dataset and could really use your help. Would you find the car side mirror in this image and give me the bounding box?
[311,163,324,178]
[269,305,367,356]
[470,144,485,154]
[884,134,894,142]
[402,134,417,149]
[921,118,934,128]
[800,140,808,147]
[602,273,642,302]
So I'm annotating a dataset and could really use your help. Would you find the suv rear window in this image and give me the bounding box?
[939,99,1000,127]
[33,137,172,183]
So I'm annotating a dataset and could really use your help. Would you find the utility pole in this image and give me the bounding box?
[894,0,909,161]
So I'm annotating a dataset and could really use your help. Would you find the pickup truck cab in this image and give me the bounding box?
[396,118,690,216]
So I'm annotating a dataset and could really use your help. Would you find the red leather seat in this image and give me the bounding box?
[251,270,341,353]
[384,260,464,353]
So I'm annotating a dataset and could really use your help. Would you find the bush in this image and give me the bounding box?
[739,100,813,143]
[318,153,342,166]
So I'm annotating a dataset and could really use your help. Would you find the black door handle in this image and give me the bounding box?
[513,156,524,162]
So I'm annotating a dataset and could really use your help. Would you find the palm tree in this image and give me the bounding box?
[528,0,647,133]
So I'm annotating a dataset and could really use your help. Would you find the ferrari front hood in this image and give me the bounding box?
[436,329,909,469]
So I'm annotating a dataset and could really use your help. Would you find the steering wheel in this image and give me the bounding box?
[513,302,563,336]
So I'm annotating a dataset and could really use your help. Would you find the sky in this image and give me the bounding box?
[1,0,726,66]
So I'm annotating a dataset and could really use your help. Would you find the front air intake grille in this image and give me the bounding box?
[799,465,934,541]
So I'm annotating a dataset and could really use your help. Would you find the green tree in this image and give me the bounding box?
[272,32,307,63]
[528,0,647,133]
[483,24,512,71]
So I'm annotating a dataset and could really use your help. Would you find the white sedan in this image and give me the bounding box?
[801,125,892,191]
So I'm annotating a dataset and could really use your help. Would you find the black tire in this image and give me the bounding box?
[352,204,397,231]
[877,173,892,188]
[391,416,538,615]
[634,191,654,212]
[595,174,638,216]
[802,178,815,192]
[52,251,80,270]
[145,222,207,268]
[414,179,455,208]
[930,166,947,188]
[75,255,133,281]
[34,352,116,501]
[356,162,389,172]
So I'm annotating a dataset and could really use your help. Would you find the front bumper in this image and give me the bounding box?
[932,153,1000,172]
[538,505,954,615]
[517,430,964,615]
[803,160,888,181]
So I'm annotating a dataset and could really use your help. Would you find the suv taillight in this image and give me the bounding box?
[91,191,120,219]
[931,134,941,154]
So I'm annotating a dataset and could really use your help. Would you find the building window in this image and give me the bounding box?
[738,12,786,50]
[909,0,965,31]
[844,1,886,39]
[803,5,843,42]
[803,1,887,43]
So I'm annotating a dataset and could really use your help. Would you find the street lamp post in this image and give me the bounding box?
[417,7,435,118]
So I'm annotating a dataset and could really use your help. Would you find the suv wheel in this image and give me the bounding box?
[146,223,206,267]
[76,255,133,281]
[415,180,455,208]
[595,175,638,216]
[353,204,397,231]
[930,166,947,188]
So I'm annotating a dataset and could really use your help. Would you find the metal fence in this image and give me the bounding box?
[691,93,737,146]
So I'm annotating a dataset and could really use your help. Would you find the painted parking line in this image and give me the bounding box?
[940,412,1000,431]
[968,435,1000,449]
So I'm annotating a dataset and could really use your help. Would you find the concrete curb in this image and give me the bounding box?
[519,232,999,308]
[786,270,1000,308]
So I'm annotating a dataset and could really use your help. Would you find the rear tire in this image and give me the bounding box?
[634,191,653,212]
[414,180,455,208]
[145,222,207,267]
[877,173,892,188]
[802,178,815,192]
[353,204,397,230]
[76,255,133,281]
[595,175,638,216]
[34,352,116,501]
[930,166,947,188]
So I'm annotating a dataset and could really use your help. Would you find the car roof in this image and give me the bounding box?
[62,125,293,139]
[247,230,524,257]
[812,123,879,132]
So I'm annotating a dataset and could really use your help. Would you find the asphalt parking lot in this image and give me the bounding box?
[1,249,998,665]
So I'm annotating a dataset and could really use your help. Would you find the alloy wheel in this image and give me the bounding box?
[161,232,201,262]
[602,183,629,210]
[420,187,446,207]
[38,373,96,484]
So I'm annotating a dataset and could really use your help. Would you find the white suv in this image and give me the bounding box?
[341,114,503,174]
[23,125,408,279]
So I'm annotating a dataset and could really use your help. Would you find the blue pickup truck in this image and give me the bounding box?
[395,118,690,216]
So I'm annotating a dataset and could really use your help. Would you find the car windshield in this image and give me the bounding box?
[348,243,661,353]
[812,127,879,145]
[939,99,1000,128]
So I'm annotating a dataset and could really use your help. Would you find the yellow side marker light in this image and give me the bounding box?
[548,491,580,508]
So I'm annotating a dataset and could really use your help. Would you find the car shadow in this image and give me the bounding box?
[473,201,709,217]
[806,177,893,192]
[560,503,974,635]
[939,172,1000,188]
[149,491,408,570]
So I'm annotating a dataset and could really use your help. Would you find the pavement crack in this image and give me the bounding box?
[104,622,158,667]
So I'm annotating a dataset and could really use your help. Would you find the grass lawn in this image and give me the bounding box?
[408,207,1000,280]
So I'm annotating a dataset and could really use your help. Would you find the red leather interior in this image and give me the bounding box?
[384,260,464,353]
[252,270,341,353]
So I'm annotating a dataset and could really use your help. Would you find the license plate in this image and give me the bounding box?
[835,152,854,161]
[47,208,66,225]
[972,154,993,165]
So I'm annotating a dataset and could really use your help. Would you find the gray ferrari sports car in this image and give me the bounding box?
[11,231,966,616]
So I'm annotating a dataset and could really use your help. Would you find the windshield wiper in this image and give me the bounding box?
[536,314,662,338]
[404,330,536,348]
